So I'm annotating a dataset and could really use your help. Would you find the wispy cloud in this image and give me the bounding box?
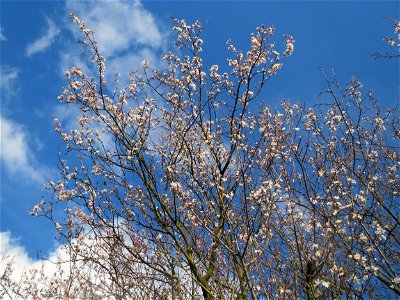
[0,66,56,185]
[0,65,19,99]
[0,116,53,185]
[0,26,6,41]
[63,0,168,79]
[25,18,60,57]
[66,0,165,58]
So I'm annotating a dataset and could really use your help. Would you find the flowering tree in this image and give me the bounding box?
[2,14,399,300]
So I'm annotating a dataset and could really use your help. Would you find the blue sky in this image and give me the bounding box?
[0,0,398,265]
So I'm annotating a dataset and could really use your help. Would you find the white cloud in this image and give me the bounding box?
[107,46,162,78]
[0,66,19,99]
[25,18,60,57]
[0,232,37,280]
[65,0,166,58]
[63,0,168,82]
[0,115,52,184]
[0,229,153,298]
[0,228,199,298]
[0,231,68,295]
[0,26,6,41]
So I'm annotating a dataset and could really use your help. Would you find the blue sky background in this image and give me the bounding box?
[1,1,399,262]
